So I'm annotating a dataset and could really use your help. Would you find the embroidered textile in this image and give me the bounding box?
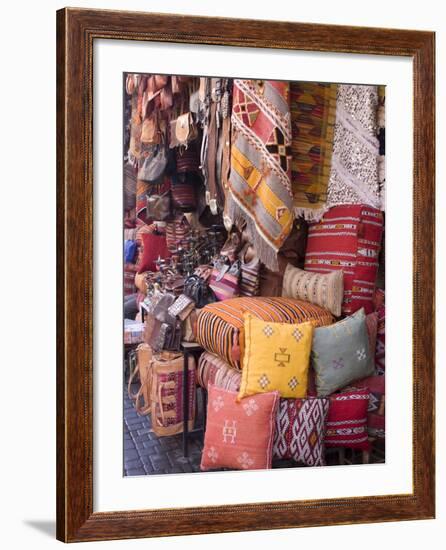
[304,204,384,315]
[282,264,344,317]
[227,79,293,270]
[195,297,333,370]
[200,385,279,471]
[327,85,381,209]
[239,315,314,400]
[325,389,371,450]
[311,308,375,397]
[290,82,337,221]
[346,374,385,439]
[273,397,329,466]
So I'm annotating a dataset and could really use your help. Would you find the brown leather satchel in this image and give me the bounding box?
[141,113,161,144]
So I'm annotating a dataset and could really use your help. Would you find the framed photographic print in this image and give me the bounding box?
[56,7,435,542]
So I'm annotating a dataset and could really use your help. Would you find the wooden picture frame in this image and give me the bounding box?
[56,7,435,542]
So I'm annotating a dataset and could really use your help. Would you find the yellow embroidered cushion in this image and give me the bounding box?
[238,314,314,401]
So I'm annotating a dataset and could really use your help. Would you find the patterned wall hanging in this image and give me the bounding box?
[226,79,293,271]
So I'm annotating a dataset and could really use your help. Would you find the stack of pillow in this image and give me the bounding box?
[200,305,377,471]
[197,204,385,471]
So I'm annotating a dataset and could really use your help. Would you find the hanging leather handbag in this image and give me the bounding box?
[137,144,168,183]
[175,143,200,173]
[175,112,198,146]
[160,80,173,111]
[171,182,196,212]
[146,190,171,221]
[141,113,161,144]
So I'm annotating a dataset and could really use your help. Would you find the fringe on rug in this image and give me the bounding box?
[227,194,280,272]
[293,205,328,223]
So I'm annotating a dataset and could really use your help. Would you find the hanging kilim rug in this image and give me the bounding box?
[327,84,382,210]
[227,79,293,271]
[290,81,337,221]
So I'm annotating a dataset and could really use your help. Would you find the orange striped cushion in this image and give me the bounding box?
[195,297,333,369]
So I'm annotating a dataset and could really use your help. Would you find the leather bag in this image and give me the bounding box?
[137,145,168,183]
[146,190,171,221]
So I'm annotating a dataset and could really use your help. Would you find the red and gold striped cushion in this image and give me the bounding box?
[195,297,333,370]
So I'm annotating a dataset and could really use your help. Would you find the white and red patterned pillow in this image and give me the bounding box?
[325,389,370,450]
[273,398,329,466]
[201,385,279,471]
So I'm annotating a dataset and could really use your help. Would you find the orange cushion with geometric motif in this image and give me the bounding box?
[200,385,280,471]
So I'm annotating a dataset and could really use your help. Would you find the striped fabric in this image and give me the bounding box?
[240,253,260,297]
[195,297,333,370]
[197,352,241,392]
[304,204,383,315]
[165,215,191,253]
[282,264,343,317]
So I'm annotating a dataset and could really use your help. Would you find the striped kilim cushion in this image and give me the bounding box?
[304,204,383,315]
[197,352,241,392]
[195,297,333,370]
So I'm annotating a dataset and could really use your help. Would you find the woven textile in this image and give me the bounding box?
[239,315,314,400]
[304,204,383,315]
[325,389,370,450]
[377,86,386,210]
[312,308,375,397]
[197,352,241,392]
[239,247,260,297]
[347,375,385,439]
[201,385,279,471]
[273,397,329,466]
[327,85,381,209]
[124,320,145,344]
[150,351,196,437]
[290,82,337,221]
[375,289,385,374]
[195,297,333,370]
[282,264,344,317]
[366,312,378,360]
[165,215,192,252]
[137,231,171,274]
[227,79,293,271]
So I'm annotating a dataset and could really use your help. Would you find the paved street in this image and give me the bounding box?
[124,380,204,476]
